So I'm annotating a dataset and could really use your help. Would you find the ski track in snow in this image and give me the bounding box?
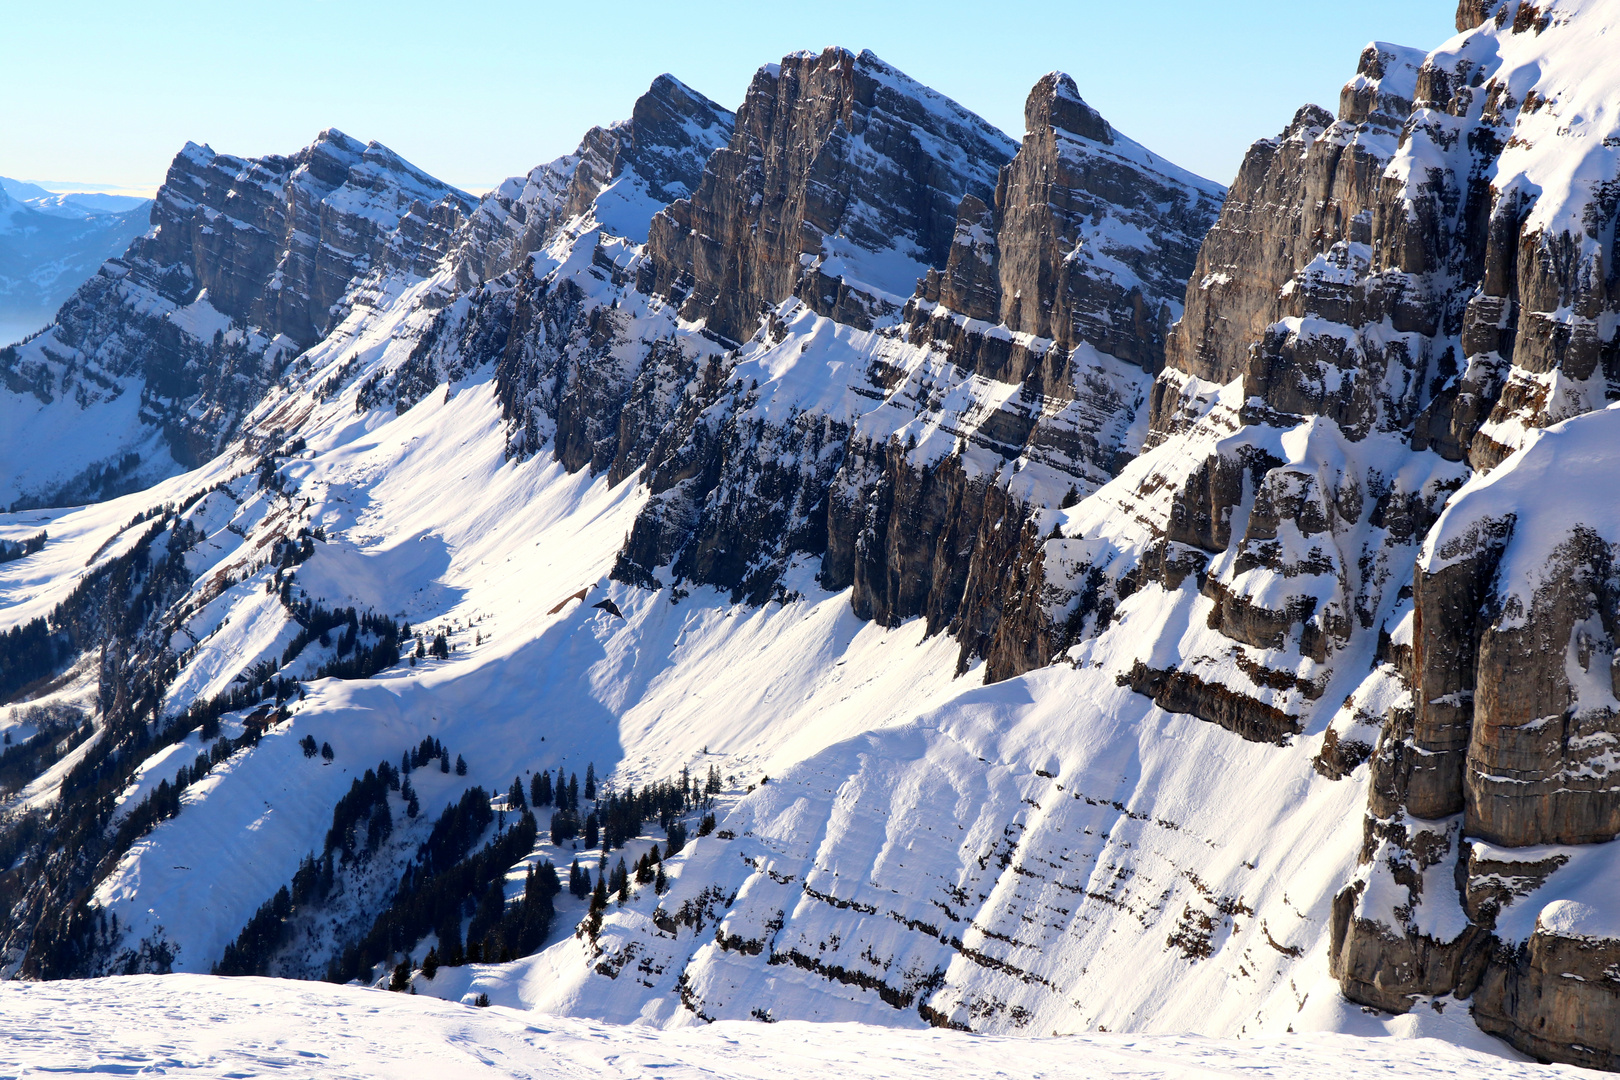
[0,975,1581,1079]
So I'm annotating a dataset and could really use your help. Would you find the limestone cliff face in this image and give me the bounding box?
[1160,1,1620,472]
[990,73,1221,371]
[135,131,472,350]
[606,62,1222,666]
[0,132,474,507]
[1138,1,1620,1067]
[641,48,1017,345]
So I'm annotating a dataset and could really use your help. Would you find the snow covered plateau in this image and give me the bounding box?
[5,1,1620,1075]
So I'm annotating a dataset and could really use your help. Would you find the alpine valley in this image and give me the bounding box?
[5,2,1620,1074]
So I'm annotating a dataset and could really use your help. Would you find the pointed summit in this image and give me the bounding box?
[1023,72,1113,144]
[643,46,1017,342]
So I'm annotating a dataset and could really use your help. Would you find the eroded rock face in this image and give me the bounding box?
[1476,908,1620,1071]
[585,55,1223,667]
[993,73,1221,370]
[641,47,1017,345]
[1333,405,1620,1066]
[0,132,475,506]
[560,74,735,232]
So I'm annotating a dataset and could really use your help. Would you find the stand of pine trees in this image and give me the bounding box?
[0,709,91,794]
[325,802,554,982]
[215,745,468,977]
[2,472,360,979]
[278,600,404,682]
[0,530,47,564]
[0,618,70,702]
[534,763,700,855]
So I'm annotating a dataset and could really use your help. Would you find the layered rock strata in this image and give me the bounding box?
[0,132,474,507]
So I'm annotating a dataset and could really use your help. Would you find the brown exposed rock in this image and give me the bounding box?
[642,47,1015,345]
[1121,661,1299,745]
[992,73,1220,371]
[1476,923,1620,1070]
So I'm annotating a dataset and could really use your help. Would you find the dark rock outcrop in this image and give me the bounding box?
[610,60,1222,673]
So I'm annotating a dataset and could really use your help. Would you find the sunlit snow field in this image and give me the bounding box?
[0,975,1582,1079]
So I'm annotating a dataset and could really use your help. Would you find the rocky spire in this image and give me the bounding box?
[987,72,1222,370]
[641,47,1017,343]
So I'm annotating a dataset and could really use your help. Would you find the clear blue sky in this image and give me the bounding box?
[5,1,1459,197]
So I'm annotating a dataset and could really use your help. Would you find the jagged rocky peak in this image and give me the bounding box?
[560,74,734,233]
[1153,37,1428,441]
[453,74,733,286]
[642,46,1018,342]
[147,129,474,347]
[930,70,1223,370]
[1025,71,1112,144]
[0,128,472,508]
[1158,0,1620,468]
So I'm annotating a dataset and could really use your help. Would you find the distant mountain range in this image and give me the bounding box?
[0,177,151,346]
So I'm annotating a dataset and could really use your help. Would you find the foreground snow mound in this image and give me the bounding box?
[0,974,1558,1079]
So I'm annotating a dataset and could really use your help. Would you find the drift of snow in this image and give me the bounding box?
[0,975,1565,1079]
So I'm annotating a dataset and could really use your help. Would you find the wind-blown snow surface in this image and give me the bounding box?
[0,975,1566,1079]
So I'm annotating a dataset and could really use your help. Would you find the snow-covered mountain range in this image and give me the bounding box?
[0,177,151,350]
[4,1,1620,1072]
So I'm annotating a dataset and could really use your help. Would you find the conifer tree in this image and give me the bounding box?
[584,763,596,801]
[455,754,467,776]
[508,776,527,811]
[583,812,598,851]
[440,750,450,773]
[321,742,334,762]
[612,857,629,904]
